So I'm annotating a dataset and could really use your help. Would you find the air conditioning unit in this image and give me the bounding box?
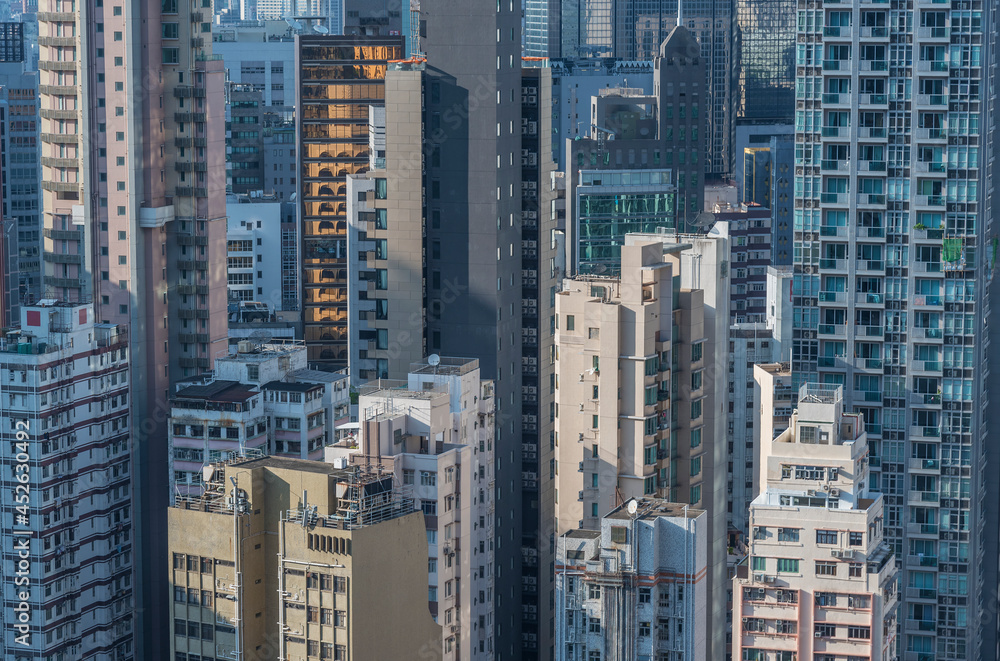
[822,484,830,491]
[815,631,823,638]
[742,618,749,624]
[830,488,840,497]
[807,489,817,497]
[753,573,765,582]
[763,575,776,583]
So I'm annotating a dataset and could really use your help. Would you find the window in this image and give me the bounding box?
[816,530,838,545]
[639,588,651,603]
[566,315,575,331]
[849,532,863,546]
[751,557,766,571]
[639,621,651,637]
[848,563,863,577]
[776,558,799,573]
[690,428,702,449]
[588,584,601,599]
[815,561,837,576]
[403,469,414,485]
[815,623,836,637]
[778,528,800,542]
[691,341,704,362]
[847,626,871,640]
[162,48,179,64]
[690,456,701,477]
[421,500,437,516]
[420,471,437,486]
[588,617,601,633]
[690,399,702,420]
[374,178,387,199]
[610,526,627,544]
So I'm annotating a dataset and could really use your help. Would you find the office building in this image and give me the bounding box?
[295,33,405,369]
[226,197,292,313]
[519,63,560,658]
[37,0,231,654]
[548,58,654,169]
[735,0,796,122]
[0,303,133,659]
[168,456,442,661]
[416,0,525,655]
[326,356,496,659]
[555,235,729,661]
[791,3,998,658]
[527,0,735,176]
[733,384,898,661]
[564,27,706,274]
[0,59,40,321]
[555,499,708,661]
[768,135,794,266]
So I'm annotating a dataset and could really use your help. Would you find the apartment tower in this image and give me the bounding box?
[791,2,998,659]
[734,384,898,661]
[36,0,229,656]
[0,303,133,659]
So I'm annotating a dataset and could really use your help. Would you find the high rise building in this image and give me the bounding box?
[0,302,133,659]
[295,33,405,369]
[0,57,40,321]
[791,3,998,659]
[168,456,442,661]
[555,499,709,661]
[528,0,736,177]
[327,356,497,659]
[554,235,730,661]
[733,384,899,661]
[37,0,230,654]
[735,0,796,122]
[416,0,525,655]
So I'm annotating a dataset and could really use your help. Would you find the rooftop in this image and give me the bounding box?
[409,356,480,377]
[563,529,602,540]
[799,383,842,405]
[606,498,704,522]
[260,380,323,393]
[290,368,350,384]
[173,380,258,403]
[231,455,354,476]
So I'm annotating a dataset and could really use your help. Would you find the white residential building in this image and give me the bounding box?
[555,498,708,661]
[733,384,899,661]
[0,303,133,659]
[326,356,496,660]
[226,198,285,312]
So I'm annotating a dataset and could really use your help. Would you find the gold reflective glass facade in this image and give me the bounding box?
[297,37,405,367]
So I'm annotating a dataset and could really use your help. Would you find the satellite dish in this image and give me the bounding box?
[691,211,716,229]
[591,264,608,275]
[427,354,441,367]
[251,329,273,345]
[626,499,638,516]
[314,25,329,34]
[284,16,295,27]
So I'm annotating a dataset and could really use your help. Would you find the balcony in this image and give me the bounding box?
[821,159,849,172]
[911,327,943,340]
[818,290,846,303]
[857,127,887,139]
[858,93,888,105]
[41,181,82,193]
[36,11,76,19]
[911,361,942,374]
[908,457,940,472]
[912,295,943,307]
[818,355,846,368]
[820,192,847,205]
[915,194,945,207]
[820,225,848,237]
[859,160,886,172]
[905,619,937,633]
[41,132,79,145]
[859,60,889,72]
[818,258,847,271]
[910,392,942,406]
[854,292,883,305]
[38,60,77,71]
[823,25,853,38]
[817,324,847,338]
[43,228,81,241]
[855,259,885,272]
[856,324,884,338]
[44,276,84,288]
[916,94,947,106]
[913,261,942,273]
[854,389,883,403]
[40,108,77,120]
[904,586,938,601]
[916,60,949,73]
[915,128,947,140]
[857,194,886,206]
[43,252,82,264]
[860,26,889,38]
[858,226,885,238]
[917,27,949,39]
[915,161,947,174]
[821,126,845,138]
[907,491,939,506]
[822,59,845,71]
[822,93,849,105]
[854,357,883,370]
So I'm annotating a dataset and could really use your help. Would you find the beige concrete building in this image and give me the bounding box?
[168,456,441,661]
[326,356,496,660]
[554,233,731,661]
[752,363,794,498]
[346,64,426,383]
[733,384,898,661]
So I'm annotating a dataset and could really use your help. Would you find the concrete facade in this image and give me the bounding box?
[734,384,899,661]
[0,303,132,659]
[168,457,442,661]
[555,499,708,661]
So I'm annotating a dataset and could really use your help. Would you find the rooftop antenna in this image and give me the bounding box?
[678,0,684,25]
